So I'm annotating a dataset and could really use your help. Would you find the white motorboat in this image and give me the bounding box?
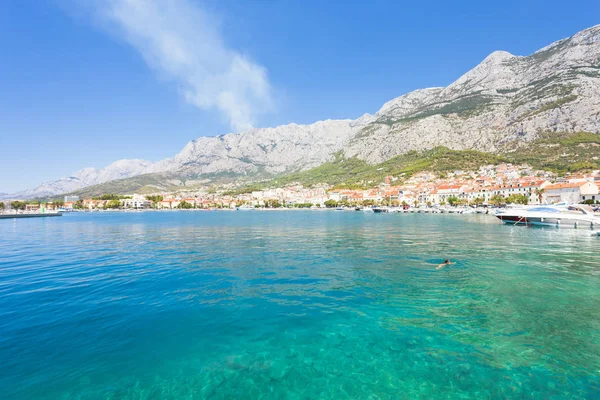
[496,204,599,229]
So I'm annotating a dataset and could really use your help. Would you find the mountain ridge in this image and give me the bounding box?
[5,24,600,199]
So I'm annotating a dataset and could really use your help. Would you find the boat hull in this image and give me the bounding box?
[372,208,388,213]
[496,214,598,229]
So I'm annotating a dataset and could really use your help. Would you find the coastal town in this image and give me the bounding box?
[3,163,599,212]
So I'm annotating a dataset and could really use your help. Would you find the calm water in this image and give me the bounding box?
[1,211,599,399]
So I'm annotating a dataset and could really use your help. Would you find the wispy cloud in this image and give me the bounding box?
[87,0,273,131]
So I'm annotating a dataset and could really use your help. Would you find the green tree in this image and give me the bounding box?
[265,200,281,208]
[489,195,505,206]
[471,197,484,206]
[94,194,127,201]
[338,199,350,207]
[582,199,599,205]
[324,199,337,208]
[294,203,313,208]
[10,201,27,210]
[177,201,193,209]
[106,200,121,209]
[534,188,545,204]
[447,196,460,206]
[0,202,5,210]
[146,195,164,208]
[506,194,529,205]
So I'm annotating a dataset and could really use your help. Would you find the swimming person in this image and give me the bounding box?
[436,259,455,269]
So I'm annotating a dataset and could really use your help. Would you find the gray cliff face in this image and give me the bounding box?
[344,25,600,163]
[6,25,600,198]
[147,119,359,177]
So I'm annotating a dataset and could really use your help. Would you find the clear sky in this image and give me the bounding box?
[1,0,599,193]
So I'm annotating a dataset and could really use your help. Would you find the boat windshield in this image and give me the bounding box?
[528,207,560,213]
[568,205,593,214]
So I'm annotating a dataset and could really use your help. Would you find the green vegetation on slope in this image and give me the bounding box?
[375,94,496,126]
[228,148,507,192]
[504,131,600,172]
[518,95,578,120]
[229,131,599,194]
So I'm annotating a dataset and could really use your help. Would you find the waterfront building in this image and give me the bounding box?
[83,199,108,209]
[544,182,599,204]
[122,194,152,209]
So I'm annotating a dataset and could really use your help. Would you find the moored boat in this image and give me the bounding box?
[496,204,599,229]
[372,207,389,213]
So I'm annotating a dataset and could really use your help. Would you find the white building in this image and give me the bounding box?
[122,194,152,209]
[544,182,598,204]
[64,195,79,203]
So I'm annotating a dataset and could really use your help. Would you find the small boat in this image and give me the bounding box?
[496,204,599,229]
[372,207,389,213]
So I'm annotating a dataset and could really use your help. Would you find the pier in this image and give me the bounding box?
[0,212,62,219]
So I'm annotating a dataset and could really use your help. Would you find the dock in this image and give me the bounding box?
[0,212,62,219]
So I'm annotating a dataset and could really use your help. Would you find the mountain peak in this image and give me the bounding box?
[483,50,515,63]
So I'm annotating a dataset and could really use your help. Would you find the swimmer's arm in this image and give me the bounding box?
[436,262,455,269]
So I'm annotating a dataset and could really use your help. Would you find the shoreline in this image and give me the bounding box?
[57,207,496,214]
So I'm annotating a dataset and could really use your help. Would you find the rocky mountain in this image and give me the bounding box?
[344,25,600,162]
[146,119,359,177]
[5,24,600,199]
[5,159,153,199]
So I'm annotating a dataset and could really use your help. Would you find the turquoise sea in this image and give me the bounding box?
[1,211,599,399]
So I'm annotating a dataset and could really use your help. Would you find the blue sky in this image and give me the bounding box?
[1,0,599,193]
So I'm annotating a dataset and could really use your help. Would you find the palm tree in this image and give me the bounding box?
[534,188,545,204]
